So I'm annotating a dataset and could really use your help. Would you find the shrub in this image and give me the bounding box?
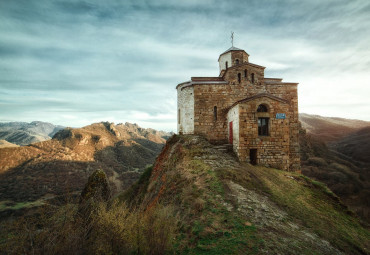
[1,201,178,255]
[308,157,328,167]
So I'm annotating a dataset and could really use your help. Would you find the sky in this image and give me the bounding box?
[0,0,369,131]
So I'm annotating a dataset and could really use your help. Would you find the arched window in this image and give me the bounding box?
[213,106,217,121]
[235,59,239,65]
[225,61,228,69]
[251,73,255,83]
[244,69,247,78]
[237,73,241,83]
[257,104,268,112]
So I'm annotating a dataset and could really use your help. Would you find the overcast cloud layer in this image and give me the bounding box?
[0,0,369,131]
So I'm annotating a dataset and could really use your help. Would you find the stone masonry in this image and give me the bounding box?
[177,46,300,171]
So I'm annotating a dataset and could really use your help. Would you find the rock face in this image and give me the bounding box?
[127,134,368,254]
[0,121,65,146]
[0,122,171,213]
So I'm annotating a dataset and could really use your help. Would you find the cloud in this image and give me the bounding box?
[0,0,369,132]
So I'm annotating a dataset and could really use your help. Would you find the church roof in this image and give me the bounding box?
[219,46,249,56]
[176,77,228,90]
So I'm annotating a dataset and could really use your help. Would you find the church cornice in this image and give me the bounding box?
[176,80,228,90]
[228,93,289,111]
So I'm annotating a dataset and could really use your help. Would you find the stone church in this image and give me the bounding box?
[176,45,300,171]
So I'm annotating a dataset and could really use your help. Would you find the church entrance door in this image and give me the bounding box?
[250,149,257,165]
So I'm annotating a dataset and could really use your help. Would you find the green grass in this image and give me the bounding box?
[174,147,263,254]
[235,165,370,254]
[0,200,44,211]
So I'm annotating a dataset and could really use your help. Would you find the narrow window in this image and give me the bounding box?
[257,104,268,112]
[244,69,247,78]
[178,109,180,124]
[235,59,239,65]
[213,106,217,121]
[258,118,269,136]
[225,61,228,69]
[238,73,241,83]
[251,73,255,83]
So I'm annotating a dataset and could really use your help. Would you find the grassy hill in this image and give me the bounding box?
[1,134,369,254]
[122,135,369,254]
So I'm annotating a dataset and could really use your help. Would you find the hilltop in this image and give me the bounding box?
[122,135,369,254]
[0,122,172,215]
[0,121,65,146]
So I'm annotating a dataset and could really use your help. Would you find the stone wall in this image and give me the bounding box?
[237,97,291,171]
[231,51,249,65]
[223,63,265,90]
[265,84,300,171]
[193,84,229,143]
[192,62,266,143]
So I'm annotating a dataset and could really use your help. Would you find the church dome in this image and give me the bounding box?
[218,46,249,72]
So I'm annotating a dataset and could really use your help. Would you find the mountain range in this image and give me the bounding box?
[0,122,172,216]
[0,121,64,146]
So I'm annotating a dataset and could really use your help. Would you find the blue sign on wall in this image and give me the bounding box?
[276,113,286,119]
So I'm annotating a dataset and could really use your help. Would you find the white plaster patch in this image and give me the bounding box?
[227,104,239,154]
[177,86,194,134]
[219,52,232,72]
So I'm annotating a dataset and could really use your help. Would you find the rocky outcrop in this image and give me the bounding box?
[78,170,111,220]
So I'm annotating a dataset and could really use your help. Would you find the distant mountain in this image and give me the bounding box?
[0,121,65,146]
[299,113,370,143]
[299,113,370,222]
[0,140,19,148]
[0,122,173,215]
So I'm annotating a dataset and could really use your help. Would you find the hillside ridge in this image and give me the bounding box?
[123,134,369,254]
